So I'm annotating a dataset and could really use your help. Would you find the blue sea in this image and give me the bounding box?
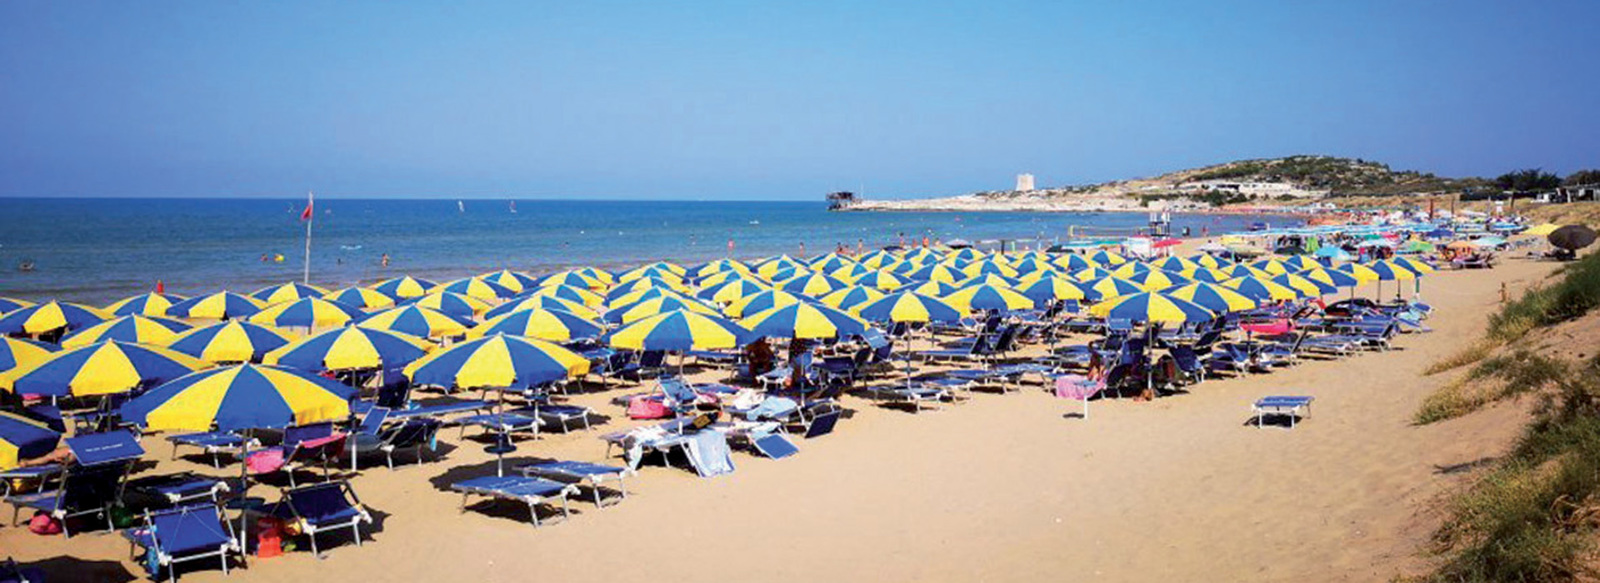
[0,198,1284,304]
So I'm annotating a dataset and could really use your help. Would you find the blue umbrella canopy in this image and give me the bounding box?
[0,337,57,374]
[166,320,291,364]
[1088,292,1215,324]
[0,340,205,398]
[265,326,434,372]
[853,292,964,324]
[0,410,61,471]
[121,364,356,432]
[405,334,591,391]
[606,310,754,351]
[739,302,870,340]
[0,301,109,335]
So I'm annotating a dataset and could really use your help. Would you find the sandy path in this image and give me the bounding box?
[0,254,1559,582]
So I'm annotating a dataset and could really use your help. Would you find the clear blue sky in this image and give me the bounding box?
[2,1,1596,200]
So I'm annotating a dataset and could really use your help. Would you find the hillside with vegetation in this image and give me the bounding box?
[1176,155,1489,196]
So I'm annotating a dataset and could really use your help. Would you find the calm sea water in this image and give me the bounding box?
[0,198,1283,304]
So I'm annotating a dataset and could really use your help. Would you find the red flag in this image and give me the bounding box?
[299,193,314,221]
[155,280,164,294]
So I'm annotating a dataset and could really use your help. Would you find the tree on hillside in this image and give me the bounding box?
[1494,168,1562,192]
[1564,169,1600,186]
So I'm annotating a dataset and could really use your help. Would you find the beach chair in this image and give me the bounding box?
[450,475,578,527]
[858,382,948,413]
[167,432,253,468]
[918,335,992,364]
[1252,396,1314,429]
[266,481,372,558]
[125,473,230,510]
[1207,343,1254,376]
[269,423,347,488]
[1167,344,1207,385]
[518,461,630,508]
[347,418,441,471]
[122,504,239,583]
[8,430,144,536]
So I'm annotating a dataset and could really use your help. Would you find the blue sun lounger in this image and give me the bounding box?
[1252,396,1315,429]
[264,481,372,558]
[450,475,578,527]
[518,461,630,508]
[123,503,240,583]
[8,430,145,536]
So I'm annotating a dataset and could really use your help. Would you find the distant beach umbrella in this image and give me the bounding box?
[818,286,887,310]
[1148,256,1199,274]
[1334,263,1380,283]
[166,320,291,364]
[808,253,856,273]
[1016,275,1088,307]
[765,266,813,285]
[0,301,109,336]
[697,279,768,305]
[1182,267,1231,284]
[722,290,805,318]
[618,265,686,285]
[371,276,439,300]
[1108,262,1153,279]
[1217,263,1273,279]
[1010,257,1058,276]
[952,273,1021,290]
[755,255,808,279]
[740,303,870,340]
[607,310,754,352]
[0,340,204,397]
[851,270,907,291]
[907,280,958,297]
[406,291,491,318]
[485,295,597,320]
[1051,254,1097,272]
[0,297,32,314]
[606,276,688,301]
[1088,292,1215,325]
[1084,277,1144,301]
[0,337,57,374]
[405,334,590,392]
[946,248,984,262]
[1391,257,1435,274]
[1124,269,1190,292]
[1523,223,1560,237]
[323,287,396,310]
[167,292,265,321]
[121,364,355,432]
[1221,276,1302,302]
[943,284,1034,312]
[266,326,433,372]
[960,261,1019,279]
[468,308,604,342]
[828,263,874,283]
[607,287,686,309]
[537,271,606,291]
[250,282,328,305]
[567,266,616,285]
[697,269,765,289]
[604,296,719,325]
[1549,225,1598,251]
[779,273,847,297]
[61,315,190,348]
[858,250,898,269]
[104,292,187,317]
[432,277,517,301]
[1296,267,1360,289]
[248,297,368,328]
[1164,283,1257,313]
[527,284,604,307]
[358,305,473,339]
[1070,267,1112,283]
[1271,273,1337,297]
[1187,254,1229,269]
[1367,260,1419,282]
[853,292,963,324]
[478,270,538,294]
[905,264,963,284]
[1249,259,1293,276]
[1089,251,1128,266]
[689,258,751,280]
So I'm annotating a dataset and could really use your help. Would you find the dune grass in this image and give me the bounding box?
[1423,252,1600,379]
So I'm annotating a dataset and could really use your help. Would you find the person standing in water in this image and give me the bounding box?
[381,253,390,268]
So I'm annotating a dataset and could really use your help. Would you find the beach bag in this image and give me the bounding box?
[246,447,287,475]
[28,512,61,535]
[627,396,669,420]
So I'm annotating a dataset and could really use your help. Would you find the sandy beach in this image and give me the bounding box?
[0,239,1559,583]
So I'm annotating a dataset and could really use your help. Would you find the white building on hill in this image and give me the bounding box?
[1015,173,1035,192]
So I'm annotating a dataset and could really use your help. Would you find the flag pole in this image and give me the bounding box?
[303,190,314,284]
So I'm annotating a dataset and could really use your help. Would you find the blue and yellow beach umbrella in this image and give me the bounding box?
[0,301,109,336]
[828,263,874,283]
[1367,260,1419,281]
[467,308,604,342]
[266,326,433,372]
[1149,256,1199,274]
[485,295,598,321]
[1085,277,1144,301]
[0,340,204,397]
[0,297,33,314]
[946,248,985,262]
[1279,256,1321,272]
[853,292,963,324]
[121,364,355,432]
[1217,263,1273,279]
[0,411,60,472]
[1334,262,1381,283]
[371,276,438,300]
[697,279,768,305]
[907,280,958,297]
[1107,261,1152,279]
[166,320,291,364]
[251,282,328,305]
[604,296,719,325]
[1297,267,1360,289]
[1016,275,1088,307]
[568,266,617,286]
[808,253,856,273]
[607,310,754,351]
[1188,253,1230,269]
[1124,269,1190,292]
[358,305,472,338]
[617,265,685,286]
[166,292,264,321]
[322,287,396,310]
[697,269,764,289]
[905,264,963,284]
[942,284,1034,312]
[755,255,808,279]
[478,270,539,294]
[61,315,191,349]
[1088,292,1215,325]
[900,247,942,263]
[1089,250,1129,266]
[1071,267,1113,283]
[689,259,751,280]
[406,291,491,318]
[723,290,805,318]
[954,273,1021,290]
[1051,254,1097,272]
[1164,282,1258,313]
[740,303,870,340]
[851,270,906,291]
[766,266,813,286]
[538,270,608,291]
[606,286,686,309]
[1271,273,1337,297]
[779,273,847,297]
[528,284,604,307]
[1390,257,1436,275]
[0,337,57,374]
[858,250,898,270]
[1221,276,1301,302]
[432,277,518,301]
[1182,267,1231,284]
[818,286,887,310]
[406,334,590,391]
[104,293,187,317]
[1011,257,1059,276]
[1248,259,1292,276]
[607,276,689,301]
[248,297,368,328]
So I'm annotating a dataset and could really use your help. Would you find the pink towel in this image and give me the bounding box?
[1054,375,1104,401]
